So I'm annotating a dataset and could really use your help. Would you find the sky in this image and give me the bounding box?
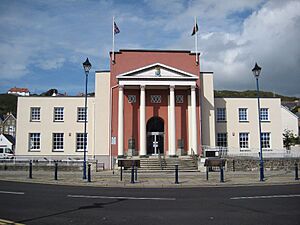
[0,0,299,97]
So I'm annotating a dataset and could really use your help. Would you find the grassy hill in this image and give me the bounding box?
[214,90,299,102]
[0,94,18,116]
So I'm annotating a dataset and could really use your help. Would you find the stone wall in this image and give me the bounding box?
[226,157,300,172]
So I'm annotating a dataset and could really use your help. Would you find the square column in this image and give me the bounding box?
[169,85,176,156]
[190,85,197,155]
[117,85,124,157]
[139,85,146,156]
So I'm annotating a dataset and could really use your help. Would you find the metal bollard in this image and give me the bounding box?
[131,165,135,184]
[29,160,32,179]
[135,166,138,182]
[120,166,123,181]
[259,162,264,182]
[295,163,299,180]
[88,164,91,182]
[54,162,58,180]
[206,167,209,181]
[175,165,179,184]
[220,166,224,183]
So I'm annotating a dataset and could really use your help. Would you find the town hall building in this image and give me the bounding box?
[15,49,298,169]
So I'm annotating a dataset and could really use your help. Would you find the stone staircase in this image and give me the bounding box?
[138,156,198,172]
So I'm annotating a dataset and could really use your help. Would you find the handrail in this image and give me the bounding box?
[158,149,163,170]
[191,148,198,166]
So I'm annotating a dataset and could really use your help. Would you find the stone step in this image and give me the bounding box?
[137,157,198,172]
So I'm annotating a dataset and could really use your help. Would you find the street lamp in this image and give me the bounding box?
[252,62,264,181]
[82,58,92,180]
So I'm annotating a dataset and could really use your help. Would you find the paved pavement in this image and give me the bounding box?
[0,181,299,225]
[0,169,299,187]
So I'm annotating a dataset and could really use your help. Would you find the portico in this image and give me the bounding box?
[116,63,199,157]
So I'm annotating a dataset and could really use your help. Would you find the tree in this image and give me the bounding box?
[283,129,298,150]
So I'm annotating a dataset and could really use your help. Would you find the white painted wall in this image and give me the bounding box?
[214,98,283,154]
[281,106,299,136]
[15,96,96,159]
[94,71,111,157]
[200,72,215,147]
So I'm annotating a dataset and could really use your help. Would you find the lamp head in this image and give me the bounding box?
[83,58,92,73]
[252,62,261,78]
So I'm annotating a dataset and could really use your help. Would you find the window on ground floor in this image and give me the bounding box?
[53,133,64,152]
[261,132,271,149]
[217,133,227,147]
[76,133,88,152]
[239,132,249,150]
[29,133,41,151]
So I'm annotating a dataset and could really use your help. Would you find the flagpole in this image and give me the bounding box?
[112,16,115,63]
[195,16,198,64]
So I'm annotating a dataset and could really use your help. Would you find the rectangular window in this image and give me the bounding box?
[217,108,226,121]
[239,132,249,150]
[29,133,41,151]
[76,133,88,152]
[239,108,248,121]
[54,107,64,122]
[260,108,269,121]
[176,95,184,103]
[77,107,87,122]
[150,95,161,103]
[217,133,227,147]
[261,132,271,149]
[53,133,64,151]
[30,107,40,121]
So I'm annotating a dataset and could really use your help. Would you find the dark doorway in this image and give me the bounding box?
[146,117,164,155]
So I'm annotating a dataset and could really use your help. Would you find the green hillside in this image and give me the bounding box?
[214,90,299,102]
[0,94,18,116]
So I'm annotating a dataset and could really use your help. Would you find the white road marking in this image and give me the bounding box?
[231,194,300,200]
[0,191,24,195]
[67,194,176,201]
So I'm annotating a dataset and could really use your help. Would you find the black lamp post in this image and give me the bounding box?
[252,62,264,181]
[82,58,92,180]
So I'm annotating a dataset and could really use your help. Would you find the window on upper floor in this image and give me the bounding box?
[261,132,271,149]
[77,107,87,122]
[30,107,40,122]
[54,107,64,122]
[176,95,184,103]
[239,132,249,150]
[52,133,64,152]
[29,133,41,151]
[128,95,136,103]
[150,95,161,103]
[260,108,269,121]
[239,108,248,122]
[216,108,226,122]
[217,133,227,147]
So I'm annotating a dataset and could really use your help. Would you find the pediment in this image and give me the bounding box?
[116,63,198,80]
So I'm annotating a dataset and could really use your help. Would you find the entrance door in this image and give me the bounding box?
[146,117,164,155]
[147,132,164,155]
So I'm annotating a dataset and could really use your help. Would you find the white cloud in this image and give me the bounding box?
[0,0,299,96]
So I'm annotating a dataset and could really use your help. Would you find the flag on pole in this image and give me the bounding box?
[114,22,120,34]
[191,22,198,36]
[192,17,199,64]
[112,17,120,63]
